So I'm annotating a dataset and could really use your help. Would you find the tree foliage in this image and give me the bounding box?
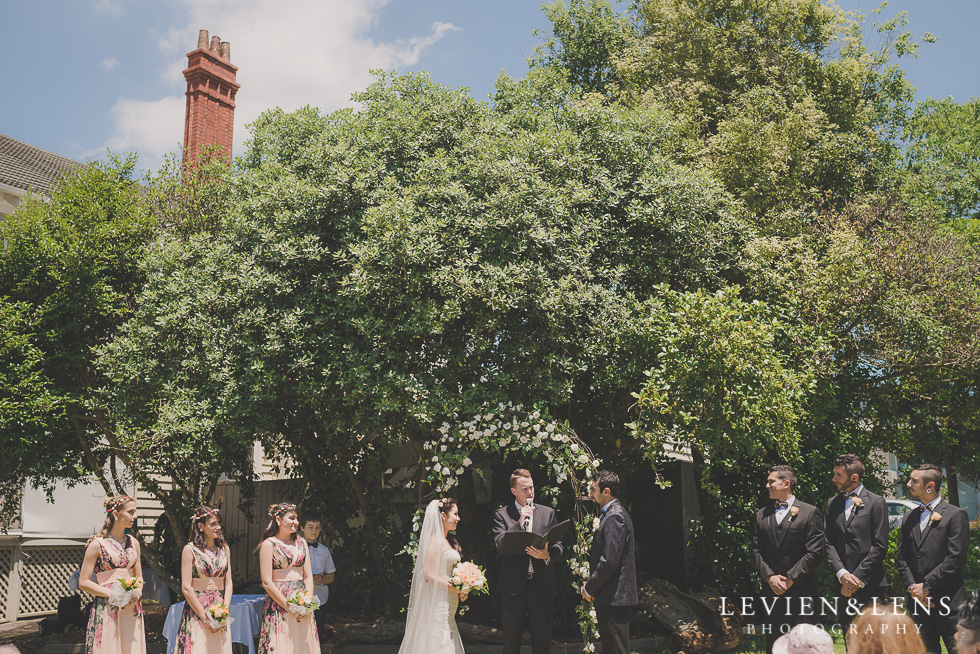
[903,97,980,221]
[535,0,926,233]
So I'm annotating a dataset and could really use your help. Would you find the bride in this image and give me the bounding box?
[397,498,467,654]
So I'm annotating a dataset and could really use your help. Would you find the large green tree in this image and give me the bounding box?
[536,0,926,233]
[0,155,259,589]
[97,70,756,606]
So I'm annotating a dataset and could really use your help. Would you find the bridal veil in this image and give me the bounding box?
[398,499,449,653]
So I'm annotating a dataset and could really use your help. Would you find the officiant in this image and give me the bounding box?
[492,468,564,654]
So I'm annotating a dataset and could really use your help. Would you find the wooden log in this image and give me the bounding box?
[636,578,742,653]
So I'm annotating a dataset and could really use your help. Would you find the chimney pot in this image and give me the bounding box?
[184,29,239,168]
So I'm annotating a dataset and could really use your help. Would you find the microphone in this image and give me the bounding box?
[523,498,533,529]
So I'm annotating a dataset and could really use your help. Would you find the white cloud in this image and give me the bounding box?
[94,0,124,15]
[104,96,185,158]
[103,0,456,170]
[101,57,120,70]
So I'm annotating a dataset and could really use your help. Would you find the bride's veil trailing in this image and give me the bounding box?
[398,499,448,653]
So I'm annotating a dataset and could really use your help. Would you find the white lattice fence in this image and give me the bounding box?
[0,549,11,622]
[18,546,83,617]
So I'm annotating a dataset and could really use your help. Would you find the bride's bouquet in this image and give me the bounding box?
[205,602,234,630]
[450,561,488,596]
[286,590,319,616]
[107,577,143,608]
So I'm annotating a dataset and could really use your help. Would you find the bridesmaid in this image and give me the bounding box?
[257,502,320,654]
[175,506,233,653]
[80,494,147,654]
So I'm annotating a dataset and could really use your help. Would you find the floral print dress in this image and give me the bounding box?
[258,537,320,653]
[85,535,147,654]
[175,546,232,653]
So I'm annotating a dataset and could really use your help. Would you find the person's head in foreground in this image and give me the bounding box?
[846,606,925,654]
[955,590,980,654]
[773,624,833,654]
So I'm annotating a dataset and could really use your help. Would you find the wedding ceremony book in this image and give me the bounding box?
[499,519,574,556]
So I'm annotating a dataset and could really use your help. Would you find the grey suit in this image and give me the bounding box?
[585,499,637,654]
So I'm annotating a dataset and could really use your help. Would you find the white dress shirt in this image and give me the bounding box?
[774,495,795,525]
[919,497,940,532]
[307,541,336,605]
[836,485,864,581]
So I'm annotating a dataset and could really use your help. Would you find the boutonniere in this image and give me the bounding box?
[789,506,800,520]
[593,517,601,532]
[929,511,941,523]
[851,497,863,510]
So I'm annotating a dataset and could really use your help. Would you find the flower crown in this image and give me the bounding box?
[106,496,134,515]
[271,503,296,519]
[192,507,218,525]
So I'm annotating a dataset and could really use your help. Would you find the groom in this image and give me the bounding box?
[581,470,637,654]
[492,468,563,654]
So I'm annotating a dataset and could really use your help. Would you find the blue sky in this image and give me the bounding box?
[1,0,977,173]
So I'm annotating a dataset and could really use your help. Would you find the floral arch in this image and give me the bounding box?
[404,403,603,647]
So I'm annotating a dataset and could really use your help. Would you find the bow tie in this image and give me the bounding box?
[920,504,933,512]
[845,491,858,498]
[773,500,789,509]
[308,541,319,548]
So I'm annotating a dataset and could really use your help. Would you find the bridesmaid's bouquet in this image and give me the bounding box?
[205,602,234,630]
[450,561,488,596]
[107,577,143,608]
[286,590,319,616]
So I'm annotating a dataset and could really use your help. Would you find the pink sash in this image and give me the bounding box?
[190,576,225,591]
[96,568,132,586]
[272,568,303,582]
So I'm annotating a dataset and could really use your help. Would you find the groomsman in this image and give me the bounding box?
[751,465,824,654]
[492,469,563,654]
[897,464,971,654]
[824,453,888,618]
[581,470,637,654]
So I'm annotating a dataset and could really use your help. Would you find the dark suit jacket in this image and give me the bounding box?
[896,499,970,604]
[492,502,564,596]
[824,487,889,589]
[751,499,824,596]
[585,499,638,607]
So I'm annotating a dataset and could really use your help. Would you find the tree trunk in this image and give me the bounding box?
[329,441,385,577]
[636,578,742,653]
[945,451,960,506]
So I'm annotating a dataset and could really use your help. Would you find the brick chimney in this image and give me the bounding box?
[182,29,239,165]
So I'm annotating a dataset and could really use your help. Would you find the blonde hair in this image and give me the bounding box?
[509,469,532,488]
[847,606,925,654]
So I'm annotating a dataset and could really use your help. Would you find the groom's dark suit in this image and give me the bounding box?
[585,499,637,654]
[492,502,563,654]
[897,498,970,654]
[751,499,823,654]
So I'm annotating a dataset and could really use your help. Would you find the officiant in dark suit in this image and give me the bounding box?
[581,470,637,654]
[751,465,824,654]
[492,468,563,654]
[897,463,971,654]
[824,453,889,622]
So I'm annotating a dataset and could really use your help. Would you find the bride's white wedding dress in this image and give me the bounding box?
[397,501,464,654]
